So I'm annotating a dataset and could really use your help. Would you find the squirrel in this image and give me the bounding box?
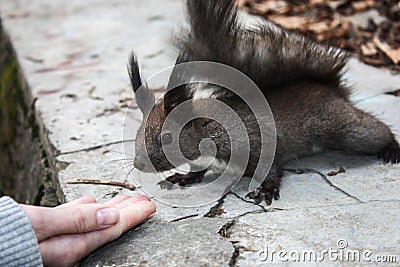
[129,0,400,205]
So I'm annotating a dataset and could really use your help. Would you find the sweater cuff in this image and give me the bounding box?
[0,196,43,267]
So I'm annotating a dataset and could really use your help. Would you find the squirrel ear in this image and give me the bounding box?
[164,52,193,114]
[128,53,155,115]
[164,84,191,114]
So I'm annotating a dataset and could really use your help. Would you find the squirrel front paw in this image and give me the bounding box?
[246,186,280,205]
[157,171,204,189]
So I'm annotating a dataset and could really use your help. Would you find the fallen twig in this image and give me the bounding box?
[170,214,199,222]
[66,179,136,190]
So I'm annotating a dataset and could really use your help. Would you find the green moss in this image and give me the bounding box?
[0,59,19,145]
[0,43,37,149]
[0,26,43,201]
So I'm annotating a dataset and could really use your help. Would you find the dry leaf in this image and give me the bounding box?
[327,166,346,177]
[242,0,399,71]
[268,15,308,30]
[252,1,289,15]
[308,21,330,33]
[236,0,249,8]
[362,57,386,66]
[327,0,347,10]
[373,36,400,64]
[361,42,378,56]
[309,0,324,5]
[351,0,375,12]
[331,18,351,37]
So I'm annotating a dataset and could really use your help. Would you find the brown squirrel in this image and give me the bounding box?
[129,0,400,205]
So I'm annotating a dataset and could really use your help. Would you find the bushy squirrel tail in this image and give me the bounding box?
[176,0,349,90]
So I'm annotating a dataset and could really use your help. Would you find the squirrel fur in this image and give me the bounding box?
[130,0,400,205]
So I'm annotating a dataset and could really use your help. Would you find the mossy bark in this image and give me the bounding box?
[0,20,59,206]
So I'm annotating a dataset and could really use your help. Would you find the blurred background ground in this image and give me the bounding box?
[239,0,400,74]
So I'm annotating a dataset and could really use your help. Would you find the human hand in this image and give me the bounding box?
[20,195,156,267]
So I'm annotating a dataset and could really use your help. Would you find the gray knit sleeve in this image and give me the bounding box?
[0,197,43,267]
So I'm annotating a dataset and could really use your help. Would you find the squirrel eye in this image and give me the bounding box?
[161,132,173,145]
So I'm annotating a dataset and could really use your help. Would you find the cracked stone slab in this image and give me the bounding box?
[219,192,266,219]
[82,217,234,267]
[0,0,182,154]
[230,201,400,266]
[355,94,400,138]
[286,152,400,203]
[222,169,359,213]
[345,58,400,102]
[56,142,139,202]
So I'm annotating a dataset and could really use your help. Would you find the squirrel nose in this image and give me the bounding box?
[134,156,147,171]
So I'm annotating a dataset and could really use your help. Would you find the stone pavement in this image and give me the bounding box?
[0,0,399,266]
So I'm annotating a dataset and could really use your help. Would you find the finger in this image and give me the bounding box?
[57,196,97,208]
[118,200,156,232]
[22,203,120,241]
[114,195,150,209]
[103,195,130,206]
[51,204,120,234]
[27,196,151,240]
[39,201,156,267]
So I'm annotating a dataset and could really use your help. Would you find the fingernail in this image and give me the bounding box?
[97,208,120,226]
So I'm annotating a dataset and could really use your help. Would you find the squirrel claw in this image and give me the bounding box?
[157,174,187,190]
[245,188,262,204]
[157,180,175,190]
[158,171,205,190]
[246,187,280,205]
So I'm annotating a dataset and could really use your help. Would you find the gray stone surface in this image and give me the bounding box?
[230,201,400,266]
[346,58,400,102]
[83,218,234,267]
[0,0,181,154]
[1,0,399,266]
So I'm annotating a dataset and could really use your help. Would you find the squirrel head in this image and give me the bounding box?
[129,54,228,173]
